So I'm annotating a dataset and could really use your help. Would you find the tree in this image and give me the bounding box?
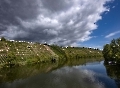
[103,38,120,63]
[103,44,112,61]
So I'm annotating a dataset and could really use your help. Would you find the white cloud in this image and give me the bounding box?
[0,0,112,46]
[105,31,120,38]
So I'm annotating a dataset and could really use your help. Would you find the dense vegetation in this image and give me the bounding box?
[103,38,120,63]
[0,37,102,68]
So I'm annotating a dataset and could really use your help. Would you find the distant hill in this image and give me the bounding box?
[0,37,103,67]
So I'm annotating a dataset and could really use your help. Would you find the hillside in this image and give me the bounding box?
[0,37,103,67]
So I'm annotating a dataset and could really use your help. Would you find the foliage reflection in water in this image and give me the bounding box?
[0,58,119,88]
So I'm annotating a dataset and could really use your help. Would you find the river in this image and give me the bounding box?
[0,58,120,88]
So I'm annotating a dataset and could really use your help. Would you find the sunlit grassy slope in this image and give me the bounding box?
[0,38,103,67]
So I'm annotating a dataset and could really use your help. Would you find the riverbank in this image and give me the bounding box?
[0,38,103,68]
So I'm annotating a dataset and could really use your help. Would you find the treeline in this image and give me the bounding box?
[103,38,120,63]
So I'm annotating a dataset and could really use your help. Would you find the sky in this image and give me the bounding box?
[0,0,120,49]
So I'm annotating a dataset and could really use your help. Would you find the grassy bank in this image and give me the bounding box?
[0,37,103,67]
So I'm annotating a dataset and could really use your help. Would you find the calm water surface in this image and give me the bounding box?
[0,58,120,88]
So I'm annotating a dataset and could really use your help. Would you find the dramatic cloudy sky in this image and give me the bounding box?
[0,0,119,48]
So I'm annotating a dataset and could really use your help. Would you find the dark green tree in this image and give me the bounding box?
[103,44,112,61]
[103,38,120,63]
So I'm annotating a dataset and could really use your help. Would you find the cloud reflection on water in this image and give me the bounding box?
[0,66,107,88]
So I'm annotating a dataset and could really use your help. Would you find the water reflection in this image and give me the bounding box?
[0,67,104,88]
[0,58,119,88]
[0,62,59,83]
[0,58,101,83]
[104,61,120,88]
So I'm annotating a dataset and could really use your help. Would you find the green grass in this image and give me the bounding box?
[0,38,103,67]
[63,47,102,59]
[49,45,67,59]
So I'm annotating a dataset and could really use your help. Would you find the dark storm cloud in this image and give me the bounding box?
[41,0,73,12]
[0,0,111,46]
[0,0,40,38]
[0,0,39,20]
